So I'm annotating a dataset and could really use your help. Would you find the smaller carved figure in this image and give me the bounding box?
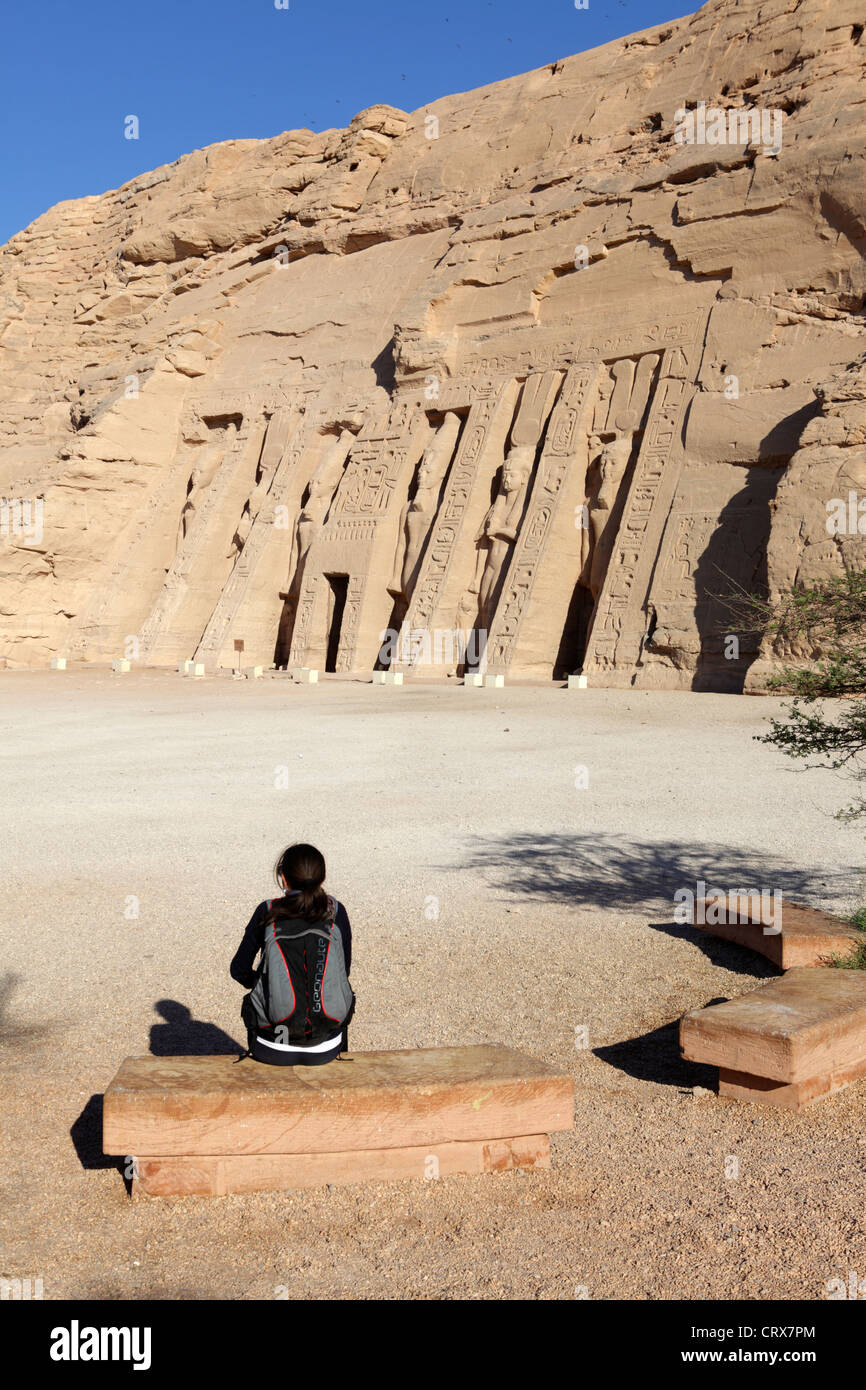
[586,431,634,600]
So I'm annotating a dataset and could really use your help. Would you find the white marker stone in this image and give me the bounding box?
[112,659,131,673]
[567,674,588,689]
[50,657,67,670]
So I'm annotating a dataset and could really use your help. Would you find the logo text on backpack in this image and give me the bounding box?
[312,934,329,1013]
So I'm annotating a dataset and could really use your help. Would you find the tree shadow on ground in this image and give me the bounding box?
[458,833,851,914]
[457,835,824,1090]
[149,1000,242,1057]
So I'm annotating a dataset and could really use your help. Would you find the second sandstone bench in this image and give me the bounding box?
[680,967,866,1108]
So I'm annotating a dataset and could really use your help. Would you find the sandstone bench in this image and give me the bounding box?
[102,1045,574,1196]
[691,895,860,968]
[680,967,866,1109]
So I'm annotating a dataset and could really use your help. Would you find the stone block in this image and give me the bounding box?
[103,1046,574,1158]
[132,1135,551,1197]
[680,968,866,1101]
[691,896,860,968]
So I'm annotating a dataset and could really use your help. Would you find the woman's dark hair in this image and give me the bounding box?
[268,843,330,923]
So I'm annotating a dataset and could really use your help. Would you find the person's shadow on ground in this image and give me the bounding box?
[149,999,242,1056]
[71,1001,242,1181]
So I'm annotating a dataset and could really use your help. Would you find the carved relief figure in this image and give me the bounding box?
[457,371,560,638]
[286,429,355,600]
[586,431,633,600]
[448,583,478,673]
[228,426,286,560]
[272,428,355,668]
[176,439,227,550]
[474,443,536,630]
[229,472,270,560]
[387,411,462,603]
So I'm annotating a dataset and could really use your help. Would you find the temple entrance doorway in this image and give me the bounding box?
[325,574,349,673]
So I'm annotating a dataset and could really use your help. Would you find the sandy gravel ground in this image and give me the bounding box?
[1,668,865,1301]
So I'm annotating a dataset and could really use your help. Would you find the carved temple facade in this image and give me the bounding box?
[60,302,811,690]
[3,0,864,685]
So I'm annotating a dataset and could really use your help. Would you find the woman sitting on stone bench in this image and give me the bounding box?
[231,843,354,1066]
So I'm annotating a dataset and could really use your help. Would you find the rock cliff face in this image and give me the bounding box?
[1,0,864,686]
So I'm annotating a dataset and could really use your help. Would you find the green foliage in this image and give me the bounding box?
[750,570,866,822]
[765,651,866,700]
[827,906,866,970]
[762,569,866,699]
[829,941,866,971]
[828,943,866,969]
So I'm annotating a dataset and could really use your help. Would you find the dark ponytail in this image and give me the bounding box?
[268,843,330,923]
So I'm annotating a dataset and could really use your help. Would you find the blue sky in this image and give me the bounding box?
[0,0,695,245]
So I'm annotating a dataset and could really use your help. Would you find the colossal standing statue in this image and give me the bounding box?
[387,411,462,603]
[474,443,536,630]
[176,440,225,551]
[286,429,355,599]
[272,427,355,667]
[458,370,561,640]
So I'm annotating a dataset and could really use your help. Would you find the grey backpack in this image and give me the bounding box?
[245,897,354,1046]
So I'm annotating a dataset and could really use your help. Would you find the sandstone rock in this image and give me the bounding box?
[0,0,864,685]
